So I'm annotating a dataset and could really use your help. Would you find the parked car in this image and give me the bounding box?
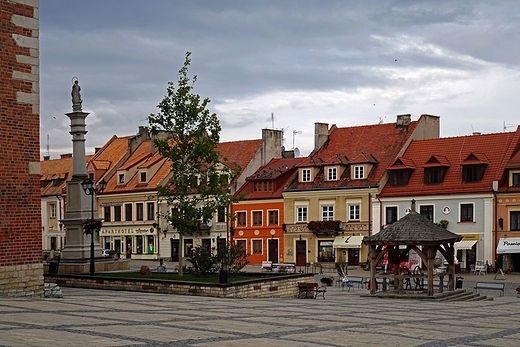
[101,249,111,257]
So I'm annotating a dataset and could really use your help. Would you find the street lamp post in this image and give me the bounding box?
[81,178,107,275]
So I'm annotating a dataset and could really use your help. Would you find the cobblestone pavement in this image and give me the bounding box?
[1,265,519,346]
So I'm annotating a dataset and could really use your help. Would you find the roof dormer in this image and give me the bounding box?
[461,153,489,183]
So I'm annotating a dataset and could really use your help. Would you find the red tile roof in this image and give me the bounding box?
[380,128,520,197]
[217,139,262,171]
[288,118,422,190]
[41,155,93,196]
[236,157,304,200]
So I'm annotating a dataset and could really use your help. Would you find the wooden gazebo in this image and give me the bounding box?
[364,202,462,296]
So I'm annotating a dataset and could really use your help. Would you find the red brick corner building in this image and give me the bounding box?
[0,0,43,297]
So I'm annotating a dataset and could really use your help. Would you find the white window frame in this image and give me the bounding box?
[118,173,125,184]
[459,202,475,222]
[139,170,147,183]
[349,204,360,221]
[327,167,337,181]
[301,168,311,182]
[321,205,334,221]
[354,165,364,179]
[49,203,57,219]
[296,206,308,223]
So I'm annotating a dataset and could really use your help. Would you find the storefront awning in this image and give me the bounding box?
[454,240,477,250]
[333,235,364,248]
[496,238,520,254]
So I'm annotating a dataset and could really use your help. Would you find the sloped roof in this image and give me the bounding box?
[236,157,303,200]
[89,135,131,173]
[367,211,462,245]
[287,118,421,190]
[380,130,520,197]
[216,139,262,171]
[40,154,93,196]
[388,157,416,170]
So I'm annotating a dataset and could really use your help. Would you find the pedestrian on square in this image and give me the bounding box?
[157,258,168,272]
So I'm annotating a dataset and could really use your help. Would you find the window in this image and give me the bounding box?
[147,202,155,220]
[389,170,411,186]
[462,165,485,182]
[327,167,337,181]
[104,206,111,222]
[125,203,132,221]
[349,204,360,221]
[424,168,446,184]
[420,205,434,222]
[236,211,246,227]
[118,174,125,184]
[236,240,247,254]
[354,166,364,179]
[252,239,262,254]
[321,205,334,221]
[296,206,308,223]
[513,173,520,186]
[252,211,263,226]
[510,211,520,231]
[114,205,121,221]
[253,181,273,192]
[49,204,56,218]
[136,203,144,221]
[386,206,398,224]
[301,169,311,182]
[217,207,226,223]
[140,172,147,182]
[460,203,474,222]
[268,210,279,225]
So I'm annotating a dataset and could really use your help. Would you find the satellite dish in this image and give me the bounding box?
[294,147,300,157]
[206,219,213,227]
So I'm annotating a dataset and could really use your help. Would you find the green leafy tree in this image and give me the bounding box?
[148,52,240,276]
[186,246,218,276]
[217,241,250,275]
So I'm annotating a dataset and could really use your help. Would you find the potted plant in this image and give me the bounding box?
[82,218,102,234]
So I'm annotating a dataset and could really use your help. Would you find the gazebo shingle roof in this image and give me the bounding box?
[367,211,462,244]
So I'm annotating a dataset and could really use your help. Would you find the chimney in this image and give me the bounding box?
[43,156,50,161]
[396,114,411,127]
[314,122,329,150]
[60,153,72,159]
[261,129,283,165]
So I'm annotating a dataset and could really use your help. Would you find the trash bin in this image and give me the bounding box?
[48,260,59,274]
[456,276,463,289]
[219,269,228,283]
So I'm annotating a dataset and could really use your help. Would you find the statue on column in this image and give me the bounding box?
[71,77,82,111]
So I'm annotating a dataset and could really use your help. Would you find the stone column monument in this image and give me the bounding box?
[60,78,103,262]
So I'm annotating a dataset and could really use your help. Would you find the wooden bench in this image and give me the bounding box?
[473,282,505,297]
[297,282,326,299]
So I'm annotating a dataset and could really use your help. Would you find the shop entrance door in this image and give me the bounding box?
[296,240,306,266]
[170,239,179,262]
[348,248,360,265]
[268,239,278,263]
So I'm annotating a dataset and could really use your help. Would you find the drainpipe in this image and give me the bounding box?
[493,181,498,265]
[368,193,372,237]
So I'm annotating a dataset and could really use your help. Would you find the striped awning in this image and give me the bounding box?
[454,240,477,250]
[333,236,364,248]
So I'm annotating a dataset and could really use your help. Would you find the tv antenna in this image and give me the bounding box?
[503,121,516,132]
[292,129,302,150]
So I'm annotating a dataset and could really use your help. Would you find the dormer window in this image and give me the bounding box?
[462,165,485,182]
[389,170,411,186]
[327,167,337,181]
[354,165,364,179]
[118,173,125,184]
[140,171,147,183]
[424,167,447,184]
[301,168,311,182]
[253,181,273,192]
[512,172,520,186]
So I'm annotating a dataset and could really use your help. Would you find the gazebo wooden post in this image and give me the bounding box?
[447,244,455,291]
[369,245,377,295]
[426,246,435,296]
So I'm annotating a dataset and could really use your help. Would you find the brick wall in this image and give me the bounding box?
[0,0,43,297]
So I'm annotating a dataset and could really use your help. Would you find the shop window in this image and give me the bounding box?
[184,238,193,257]
[318,240,334,262]
[147,235,155,254]
[136,235,143,254]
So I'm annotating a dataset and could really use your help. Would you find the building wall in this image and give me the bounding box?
[0,0,43,296]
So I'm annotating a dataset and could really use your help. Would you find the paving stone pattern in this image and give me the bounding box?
[1,279,520,346]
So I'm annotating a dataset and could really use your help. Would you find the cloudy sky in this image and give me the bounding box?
[40,1,520,159]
